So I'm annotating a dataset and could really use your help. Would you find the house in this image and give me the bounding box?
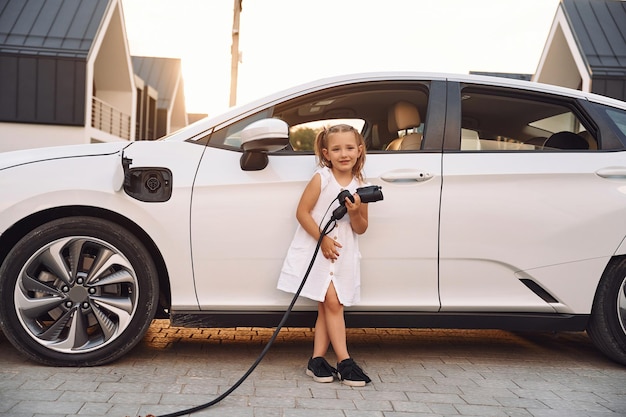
[132,56,188,139]
[0,0,190,152]
[534,0,626,101]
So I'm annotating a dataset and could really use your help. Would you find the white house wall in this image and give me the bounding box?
[170,79,189,133]
[0,123,85,152]
[534,5,591,92]
[88,0,136,142]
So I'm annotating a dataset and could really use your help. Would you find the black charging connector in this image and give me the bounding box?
[332,185,384,221]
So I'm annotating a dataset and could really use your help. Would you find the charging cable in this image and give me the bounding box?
[153,217,338,417]
[152,184,385,417]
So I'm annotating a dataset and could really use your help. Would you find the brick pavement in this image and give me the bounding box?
[1,320,626,417]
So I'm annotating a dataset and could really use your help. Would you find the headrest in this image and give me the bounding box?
[544,131,589,150]
[388,101,421,132]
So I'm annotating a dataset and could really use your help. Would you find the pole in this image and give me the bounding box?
[229,0,242,107]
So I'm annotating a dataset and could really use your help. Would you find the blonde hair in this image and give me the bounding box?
[314,124,366,183]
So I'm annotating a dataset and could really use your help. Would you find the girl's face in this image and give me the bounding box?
[322,131,363,174]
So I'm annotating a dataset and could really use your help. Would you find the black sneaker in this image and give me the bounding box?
[306,357,336,383]
[337,358,371,387]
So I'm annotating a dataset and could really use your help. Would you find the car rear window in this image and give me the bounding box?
[459,87,597,151]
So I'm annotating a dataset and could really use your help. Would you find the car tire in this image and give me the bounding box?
[587,257,626,365]
[0,216,159,366]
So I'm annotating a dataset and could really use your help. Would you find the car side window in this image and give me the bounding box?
[604,107,626,139]
[273,83,430,152]
[460,88,598,151]
[205,82,430,153]
[207,109,273,149]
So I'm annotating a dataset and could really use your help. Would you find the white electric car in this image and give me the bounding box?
[2,72,626,367]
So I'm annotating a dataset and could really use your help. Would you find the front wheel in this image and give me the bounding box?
[0,217,159,366]
[587,257,626,365]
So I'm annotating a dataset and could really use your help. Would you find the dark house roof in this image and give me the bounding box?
[0,0,111,125]
[561,0,626,77]
[132,56,183,110]
[470,71,533,81]
[0,0,109,58]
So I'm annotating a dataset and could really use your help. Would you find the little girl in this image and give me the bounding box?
[277,124,372,387]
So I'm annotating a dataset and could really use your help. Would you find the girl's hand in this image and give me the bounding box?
[344,192,362,215]
[321,235,342,261]
[345,192,369,235]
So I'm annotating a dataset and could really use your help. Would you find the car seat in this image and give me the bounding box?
[386,101,422,150]
[544,131,589,150]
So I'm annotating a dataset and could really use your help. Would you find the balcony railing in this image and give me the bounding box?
[91,97,131,140]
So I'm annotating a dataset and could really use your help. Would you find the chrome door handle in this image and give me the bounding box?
[596,167,626,179]
[381,169,433,182]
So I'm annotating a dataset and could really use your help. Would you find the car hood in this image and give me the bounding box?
[0,142,129,171]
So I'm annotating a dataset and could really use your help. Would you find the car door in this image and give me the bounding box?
[189,79,444,313]
[438,81,626,315]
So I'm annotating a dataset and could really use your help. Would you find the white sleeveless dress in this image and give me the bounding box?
[277,167,363,306]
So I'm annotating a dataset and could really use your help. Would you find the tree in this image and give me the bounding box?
[290,127,318,151]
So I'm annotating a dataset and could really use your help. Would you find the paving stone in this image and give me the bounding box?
[77,401,114,415]
[1,324,625,417]
[10,400,82,415]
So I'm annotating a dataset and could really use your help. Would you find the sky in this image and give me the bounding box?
[120,0,561,117]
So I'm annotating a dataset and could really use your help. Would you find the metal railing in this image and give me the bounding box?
[91,97,131,140]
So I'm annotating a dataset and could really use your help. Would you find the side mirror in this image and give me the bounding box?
[240,118,289,171]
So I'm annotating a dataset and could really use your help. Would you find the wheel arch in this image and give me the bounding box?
[0,206,171,317]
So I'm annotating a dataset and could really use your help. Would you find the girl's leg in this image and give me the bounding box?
[315,284,370,386]
[307,300,335,384]
[312,302,329,358]
[321,282,350,361]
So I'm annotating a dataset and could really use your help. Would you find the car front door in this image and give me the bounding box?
[189,79,444,314]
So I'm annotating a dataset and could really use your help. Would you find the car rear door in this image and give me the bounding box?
[438,81,626,315]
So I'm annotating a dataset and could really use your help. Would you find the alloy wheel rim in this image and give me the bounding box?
[14,236,139,354]
[619,276,626,335]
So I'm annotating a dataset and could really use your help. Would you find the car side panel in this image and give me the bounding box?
[0,141,205,311]
[190,149,442,311]
[356,152,441,311]
[190,148,316,309]
[439,152,626,313]
[120,141,206,310]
